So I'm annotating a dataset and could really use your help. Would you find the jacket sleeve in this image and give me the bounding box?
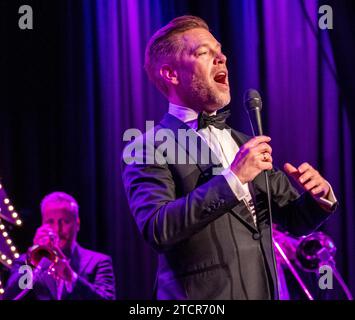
[70,256,116,300]
[123,157,240,252]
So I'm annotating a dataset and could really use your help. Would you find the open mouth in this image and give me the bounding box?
[213,70,228,86]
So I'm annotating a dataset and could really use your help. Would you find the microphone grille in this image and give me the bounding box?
[244,89,262,111]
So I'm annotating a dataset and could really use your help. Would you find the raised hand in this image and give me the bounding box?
[284,162,330,199]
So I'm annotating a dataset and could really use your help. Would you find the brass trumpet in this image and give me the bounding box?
[14,235,60,300]
[26,231,60,268]
[27,244,59,268]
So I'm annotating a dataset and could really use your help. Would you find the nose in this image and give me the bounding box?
[52,223,59,234]
[213,52,227,65]
[52,222,62,235]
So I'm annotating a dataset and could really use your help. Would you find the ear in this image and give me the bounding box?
[76,218,80,232]
[160,64,179,85]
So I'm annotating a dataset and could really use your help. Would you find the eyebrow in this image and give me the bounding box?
[191,42,222,54]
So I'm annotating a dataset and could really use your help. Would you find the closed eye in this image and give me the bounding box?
[198,51,208,56]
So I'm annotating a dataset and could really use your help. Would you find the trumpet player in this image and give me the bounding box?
[3,192,116,300]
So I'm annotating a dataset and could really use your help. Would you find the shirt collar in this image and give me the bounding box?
[168,102,199,123]
[168,102,218,130]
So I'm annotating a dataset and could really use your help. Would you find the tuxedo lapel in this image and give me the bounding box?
[229,127,247,147]
[73,245,93,276]
[230,201,259,232]
[159,113,222,175]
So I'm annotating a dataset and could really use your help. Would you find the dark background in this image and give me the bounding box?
[0,0,354,299]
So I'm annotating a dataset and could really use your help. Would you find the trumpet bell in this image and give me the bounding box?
[27,245,59,267]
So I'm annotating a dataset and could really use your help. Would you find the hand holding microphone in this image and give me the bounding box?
[231,135,273,184]
[231,89,273,184]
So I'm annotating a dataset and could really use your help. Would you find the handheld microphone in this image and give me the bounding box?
[243,88,263,136]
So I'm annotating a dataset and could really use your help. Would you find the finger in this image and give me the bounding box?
[35,228,55,239]
[34,230,57,243]
[246,136,271,148]
[254,143,272,155]
[50,268,60,281]
[298,170,316,184]
[35,229,54,237]
[41,223,53,228]
[259,161,273,171]
[310,185,327,197]
[43,230,59,243]
[303,179,319,192]
[257,152,272,162]
[283,162,299,178]
[34,234,51,242]
[38,225,54,232]
[298,162,312,174]
[34,236,52,246]
[47,266,55,277]
[52,246,66,259]
[261,153,273,163]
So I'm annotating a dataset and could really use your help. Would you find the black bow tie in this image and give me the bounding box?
[197,109,231,130]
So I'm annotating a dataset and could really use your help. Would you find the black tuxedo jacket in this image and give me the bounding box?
[3,244,116,300]
[123,113,334,300]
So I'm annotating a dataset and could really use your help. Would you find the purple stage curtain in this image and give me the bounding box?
[85,0,354,298]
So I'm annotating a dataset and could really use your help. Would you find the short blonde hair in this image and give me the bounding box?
[40,192,79,218]
[144,15,209,96]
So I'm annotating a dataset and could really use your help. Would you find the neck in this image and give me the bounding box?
[169,97,197,112]
[168,96,220,115]
[62,241,76,258]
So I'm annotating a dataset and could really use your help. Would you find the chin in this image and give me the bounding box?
[206,94,231,113]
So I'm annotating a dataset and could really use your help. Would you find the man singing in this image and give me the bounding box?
[122,16,337,299]
[4,192,116,300]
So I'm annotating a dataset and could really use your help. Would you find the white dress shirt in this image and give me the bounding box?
[168,102,337,225]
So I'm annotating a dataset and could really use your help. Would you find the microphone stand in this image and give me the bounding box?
[247,105,280,298]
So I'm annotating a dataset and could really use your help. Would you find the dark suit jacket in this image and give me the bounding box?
[3,244,116,300]
[122,113,336,300]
